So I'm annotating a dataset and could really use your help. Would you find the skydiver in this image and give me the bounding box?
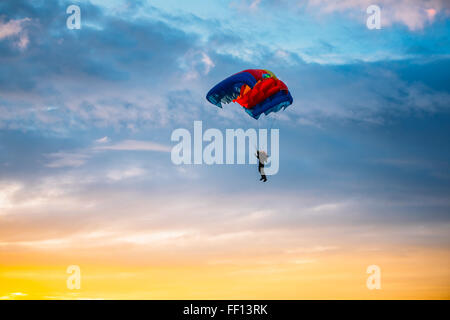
[256,150,267,182]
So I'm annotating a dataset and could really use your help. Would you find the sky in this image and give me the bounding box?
[0,0,449,299]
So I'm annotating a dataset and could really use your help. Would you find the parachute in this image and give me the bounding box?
[206,69,293,119]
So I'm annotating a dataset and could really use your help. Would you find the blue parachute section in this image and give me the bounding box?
[206,72,257,108]
[244,90,293,120]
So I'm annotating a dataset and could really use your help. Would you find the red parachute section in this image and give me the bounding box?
[234,78,289,109]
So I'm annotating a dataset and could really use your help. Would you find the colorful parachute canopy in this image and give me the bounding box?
[206,69,293,119]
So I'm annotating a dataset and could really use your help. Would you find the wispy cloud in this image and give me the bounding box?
[44,139,171,168]
[46,151,91,168]
[95,140,171,152]
[106,166,147,181]
[95,136,109,143]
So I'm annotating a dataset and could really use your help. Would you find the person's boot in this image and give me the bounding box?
[260,177,264,181]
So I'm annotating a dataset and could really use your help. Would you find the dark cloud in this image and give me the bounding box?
[0,1,198,92]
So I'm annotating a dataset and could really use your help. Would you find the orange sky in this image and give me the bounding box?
[1,233,449,299]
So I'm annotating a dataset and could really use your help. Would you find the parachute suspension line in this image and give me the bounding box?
[243,108,258,153]
[269,114,278,132]
[263,116,272,153]
[265,115,278,153]
[252,116,258,152]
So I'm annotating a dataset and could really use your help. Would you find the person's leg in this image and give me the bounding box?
[260,166,266,182]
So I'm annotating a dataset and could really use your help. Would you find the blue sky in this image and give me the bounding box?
[0,0,449,299]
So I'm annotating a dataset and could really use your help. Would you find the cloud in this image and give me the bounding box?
[229,0,449,31]
[178,50,216,80]
[95,136,109,143]
[285,246,338,254]
[42,139,171,170]
[106,167,147,181]
[0,182,22,210]
[0,17,30,38]
[201,52,215,74]
[0,292,28,300]
[95,140,171,152]
[45,151,90,168]
[311,202,346,212]
[306,0,450,31]
[231,0,263,12]
[0,0,448,135]
[291,259,316,265]
[285,60,450,126]
[0,17,31,50]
